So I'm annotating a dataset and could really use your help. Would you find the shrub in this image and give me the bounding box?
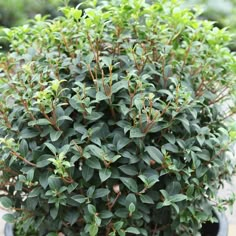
[0,0,236,235]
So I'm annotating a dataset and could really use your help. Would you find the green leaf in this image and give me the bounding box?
[50,207,59,220]
[82,165,94,181]
[145,146,163,164]
[117,138,130,151]
[163,143,179,153]
[172,203,180,214]
[2,213,15,223]
[0,197,12,208]
[99,168,111,182]
[112,80,128,93]
[46,233,57,236]
[88,204,96,214]
[57,115,73,122]
[28,187,41,198]
[140,194,154,204]
[99,210,113,219]
[36,154,51,168]
[85,158,101,169]
[72,9,82,21]
[19,139,28,157]
[86,112,104,121]
[163,133,176,144]
[120,177,138,193]
[113,221,124,230]
[96,91,108,101]
[119,165,138,176]
[115,208,129,218]
[125,227,140,234]
[130,128,145,138]
[101,56,112,66]
[44,143,57,155]
[87,144,104,158]
[128,202,136,213]
[169,194,187,203]
[147,175,159,187]
[26,169,34,182]
[71,194,87,204]
[87,186,96,198]
[93,188,110,199]
[64,210,79,225]
[48,176,61,190]
[28,118,51,126]
[166,181,181,195]
[89,224,98,236]
[50,130,63,142]
[67,183,78,193]
[20,128,39,139]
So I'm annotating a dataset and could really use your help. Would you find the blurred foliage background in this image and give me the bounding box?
[0,0,235,50]
[186,0,236,51]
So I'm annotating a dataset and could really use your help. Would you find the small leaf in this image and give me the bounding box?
[87,145,104,158]
[112,80,128,93]
[89,224,98,236]
[93,188,110,199]
[85,158,101,169]
[19,139,28,157]
[46,233,57,236]
[50,130,63,142]
[120,177,138,193]
[28,118,51,126]
[20,128,39,139]
[130,128,145,138]
[44,143,57,155]
[64,210,79,225]
[114,221,124,230]
[57,115,73,122]
[125,227,140,234]
[140,194,154,204]
[96,91,108,101]
[48,176,61,190]
[50,207,59,220]
[88,204,96,214]
[71,194,87,204]
[101,56,112,66]
[145,146,163,164]
[117,138,130,151]
[119,165,138,176]
[163,143,179,153]
[2,213,15,223]
[0,197,12,208]
[128,203,136,213]
[115,208,129,218]
[99,168,111,182]
[28,187,41,198]
[169,194,187,203]
[82,165,94,181]
[99,210,113,219]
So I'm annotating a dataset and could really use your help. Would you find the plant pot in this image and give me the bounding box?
[4,211,228,236]
[200,210,228,236]
[4,223,13,236]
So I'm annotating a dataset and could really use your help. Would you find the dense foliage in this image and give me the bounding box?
[186,0,236,51]
[0,0,236,235]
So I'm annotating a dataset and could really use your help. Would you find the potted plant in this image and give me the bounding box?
[0,0,235,235]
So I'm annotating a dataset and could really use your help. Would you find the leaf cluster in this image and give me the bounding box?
[0,0,236,235]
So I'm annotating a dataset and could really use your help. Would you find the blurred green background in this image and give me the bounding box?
[0,0,235,50]
[186,0,236,51]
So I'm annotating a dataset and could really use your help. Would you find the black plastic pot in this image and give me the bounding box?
[200,210,228,236]
[4,211,228,236]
